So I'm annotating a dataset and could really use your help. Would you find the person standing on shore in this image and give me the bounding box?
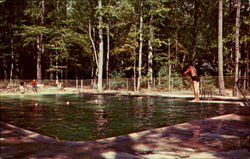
[31,79,37,93]
[183,63,200,101]
[19,81,25,94]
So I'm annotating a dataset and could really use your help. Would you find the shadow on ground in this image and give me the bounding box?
[1,113,250,159]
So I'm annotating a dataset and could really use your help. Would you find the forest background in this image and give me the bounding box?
[0,0,249,95]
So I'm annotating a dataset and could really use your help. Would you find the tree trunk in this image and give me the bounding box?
[36,34,42,80]
[106,24,110,90]
[55,50,59,85]
[175,32,178,64]
[147,15,153,89]
[181,54,186,70]
[191,0,198,60]
[233,0,241,96]
[36,0,45,81]
[137,1,143,91]
[218,0,226,96]
[65,58,68,84]
[10,38,14,83]
[50,56,53,81]
[97,0,104,92]
[91,64,95,88]
[89,21,98,66]
[242,38,249,90]
[133,52,137,91]
[3,57,8,81]
[88,23,98,88]
[168,39,171,91]
[247,44,249,89]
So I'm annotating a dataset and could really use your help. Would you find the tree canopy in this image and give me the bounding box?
[0,0,249,86]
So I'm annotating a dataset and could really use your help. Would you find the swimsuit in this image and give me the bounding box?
[191,76,200,82]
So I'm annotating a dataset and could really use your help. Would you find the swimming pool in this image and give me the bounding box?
[0,93,242,141]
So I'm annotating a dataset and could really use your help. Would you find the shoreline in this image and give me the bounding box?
[1,87,249,103]
[0,86,247,95]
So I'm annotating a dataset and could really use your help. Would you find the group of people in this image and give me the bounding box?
[19,79,37,94]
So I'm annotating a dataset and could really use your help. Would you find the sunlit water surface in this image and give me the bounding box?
[0,93,241,141]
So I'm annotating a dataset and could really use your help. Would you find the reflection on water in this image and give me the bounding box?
[94,107,108,137]
[133,97,156,129]
[0,94,242,141]
[217,104,225,115]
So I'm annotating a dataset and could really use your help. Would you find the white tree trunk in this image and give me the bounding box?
[133,54,137,91]
[218,0,226,96]
[36,0,45,81]
[56,50,59,85]
[168,39,171,91]
[106,24,110,89]
[89,21,98,66]
[3,57,8,81]
[36,34,42,80]
[137,2,143,91]
[97,0,104,92]
[148,15,153,89]
[50,56,53,80]
[10,38,14,83]
[233,0,241,96]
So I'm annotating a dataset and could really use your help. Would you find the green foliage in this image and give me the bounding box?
[46,65,66,73]
[201,76,216,90]
[0,0,248,82]
[18,25,49,45]
[109,78,127,90]
[172,77,185,90]
[109,81,126,90]
[110,71,126,79]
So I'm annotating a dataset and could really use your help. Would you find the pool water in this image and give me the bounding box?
[0,93,241,141]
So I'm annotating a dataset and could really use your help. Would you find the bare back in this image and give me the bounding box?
[183,66,198,77]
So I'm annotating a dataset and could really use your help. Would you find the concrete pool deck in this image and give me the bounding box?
[1,89,250,158]
[0,87,249,102]
[1,113,250,159]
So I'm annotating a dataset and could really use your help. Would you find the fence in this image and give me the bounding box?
[0,76,249,95]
